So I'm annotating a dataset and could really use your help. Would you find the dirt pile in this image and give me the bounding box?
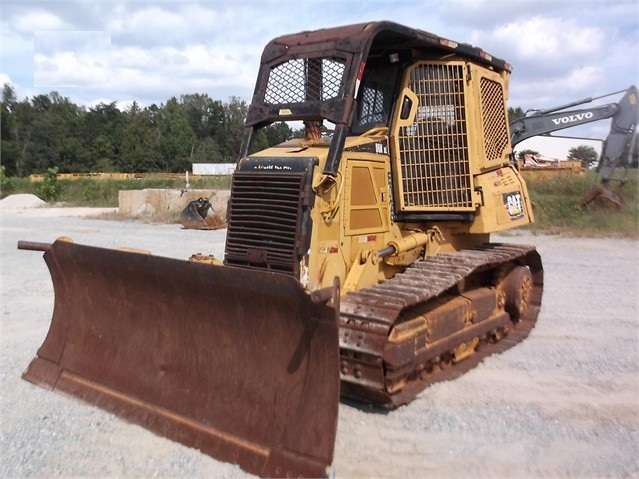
[0,194,47,209]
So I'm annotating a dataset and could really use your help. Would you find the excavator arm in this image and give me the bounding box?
[510,85,638,208]
[510,86,638,148]
[595,88,638,184]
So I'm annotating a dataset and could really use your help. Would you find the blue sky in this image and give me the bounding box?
[1,0,637,157]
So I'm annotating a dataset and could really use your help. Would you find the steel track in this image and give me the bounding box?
[338,243,544,407]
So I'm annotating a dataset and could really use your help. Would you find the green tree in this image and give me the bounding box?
[250,130,269,153]
[568,144,598,168]
[263,122,294,146]
[515,148,539,160]
[84,102,125,170]
[1,84,21,176]
[11,97,37,176]
[156,97,196,172]
[221,96,248,162]
[180,93,225,141]
[193,137,224,163]
[37,167,62,201]
[508,106,525,124]
[20,92,87,174]
[90,134,115,171]
[59,135,88,172]
[0,165,13,195]
[25,103,63,174]
[119,102,160,172]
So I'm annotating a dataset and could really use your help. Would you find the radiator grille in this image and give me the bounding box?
[480,77,509,162]
[224,169,309,277]
[264,57,346,104]
[397,62,472,211]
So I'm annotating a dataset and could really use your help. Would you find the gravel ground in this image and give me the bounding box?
[1,198,638,478]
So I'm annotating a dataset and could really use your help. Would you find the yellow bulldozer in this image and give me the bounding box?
[20,21,543,478]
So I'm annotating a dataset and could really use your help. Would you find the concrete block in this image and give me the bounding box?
[118,189,230,217]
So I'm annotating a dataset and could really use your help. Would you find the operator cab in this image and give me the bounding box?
[351,58,403,134]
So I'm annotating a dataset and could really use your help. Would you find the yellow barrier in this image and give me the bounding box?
[28,172,212,182]
[517,160,585,180]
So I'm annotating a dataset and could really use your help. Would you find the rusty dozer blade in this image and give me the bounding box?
[19,238,340,478]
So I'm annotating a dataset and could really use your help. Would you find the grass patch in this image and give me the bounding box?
[2,176,232,207]
[0,176,39,197]
[3,171,637,237]
[523,170,638,238]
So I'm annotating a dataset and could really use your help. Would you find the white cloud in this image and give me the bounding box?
[34,51,112,87]
[0,73,11,85]
[111,46,154,69]
[466,12,636,118]
[33,31,111,87]
[14,10,67,33]
[107,6,189,45]
[562,66,607,92]
[1,0,636,115]
[491,16,605,61]
[105,42,257,103]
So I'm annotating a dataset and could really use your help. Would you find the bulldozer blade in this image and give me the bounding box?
[20,238,340,478]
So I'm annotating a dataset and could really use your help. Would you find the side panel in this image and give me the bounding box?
[307,152,393,292]
[469,167,534,233]
[389,60,512,214]
[469,64,512,172]
[344,156,390,236]
[391,60,475,212]
[343,154,392,264]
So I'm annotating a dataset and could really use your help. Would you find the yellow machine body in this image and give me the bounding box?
[20,22,544,478]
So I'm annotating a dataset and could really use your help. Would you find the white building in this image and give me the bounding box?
[192,163,236,175]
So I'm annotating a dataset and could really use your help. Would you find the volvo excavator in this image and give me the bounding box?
[19,22,544,478]
[510,85,638,207]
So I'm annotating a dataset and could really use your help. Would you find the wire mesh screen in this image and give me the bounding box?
[264,57,346,104]
[360,87,386,123]
[396,62,473,211]
[480,77,509,162]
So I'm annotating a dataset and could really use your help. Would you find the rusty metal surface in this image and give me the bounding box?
[224,156,317,277]
[180,197,227,230]
[22,239,340,478]
[579,184,626,209]
[339,243,544,407]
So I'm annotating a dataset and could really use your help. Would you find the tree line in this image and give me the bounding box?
[2,84,634,177]
[0,83,300,177]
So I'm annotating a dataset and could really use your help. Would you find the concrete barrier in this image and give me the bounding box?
[118,189,230,218]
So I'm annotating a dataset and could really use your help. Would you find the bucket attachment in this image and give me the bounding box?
[19,238,340,478]
[180,197,227,229]
[578,184,625,209]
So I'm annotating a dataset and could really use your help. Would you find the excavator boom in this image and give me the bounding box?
[510,85,638,208]
[510,85,638,148]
